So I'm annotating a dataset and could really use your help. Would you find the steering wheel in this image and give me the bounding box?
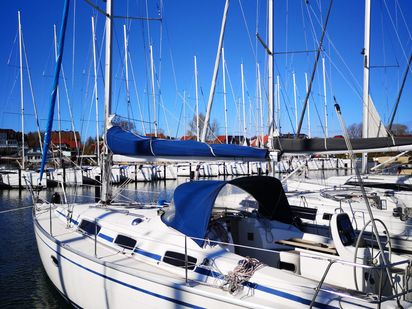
[353,218,392,291]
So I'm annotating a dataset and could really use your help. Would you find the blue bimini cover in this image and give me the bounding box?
[164,176,293,246]
[107,126,268,159]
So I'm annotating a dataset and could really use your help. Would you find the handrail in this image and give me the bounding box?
[310,260,335,308]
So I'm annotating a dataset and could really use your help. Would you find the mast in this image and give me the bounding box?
[183,90,186,137]
[201,0,229,142]
[361,0,371,174]
[322,57,328,142]
[222,48,228,144]
[305,73,311,138]
[388,53,412,132]
[101,0,113,203]
[296,0,333,136]
[194,56,200,141]
[18,11,25,169]
[53,25,62,161]
[293,72,298,132]
[276,75,280,135]
[124,25,131,124]
[91,16,100,166]
[241,63,247,144]
[257,63,264,147]
[268,0,274,149]
[149,45,157,136]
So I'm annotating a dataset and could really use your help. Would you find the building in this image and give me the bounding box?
[51,131,81,150]
[0,129,23,155]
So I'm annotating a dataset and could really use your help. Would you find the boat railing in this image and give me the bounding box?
[184,235,412,306]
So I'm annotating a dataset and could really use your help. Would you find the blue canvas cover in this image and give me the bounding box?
[167,180,227,246]
[107,126,268,159]
[164,176,294,246]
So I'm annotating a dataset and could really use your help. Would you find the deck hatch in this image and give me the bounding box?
[78,219,101,235]
[114,234,137,250]
[163,251,197,270]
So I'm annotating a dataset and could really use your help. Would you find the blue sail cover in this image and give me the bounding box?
[167,180,227,246]
[165,176,294,246]
[107,126,268,159]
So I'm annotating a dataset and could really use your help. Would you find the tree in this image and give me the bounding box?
[83,137,96,155]
[390,123,409,136]
[186,113,218,141]
[26,131,40,149]
[347,123,362,138]
[112,117,135,131]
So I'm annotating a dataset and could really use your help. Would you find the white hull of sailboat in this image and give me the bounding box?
[33,213,318,308]
[34,222,247,308]
[0,170,47,189]
[33,202,402,309]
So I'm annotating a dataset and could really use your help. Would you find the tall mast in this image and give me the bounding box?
[91,16,100,166]
[322,57,328,140]
[18,11,25,169]
[194,56,200,141]
[201,0,229,142]
[305,73,311,138]
[296,0,333,136]
[293,72,298,132]
[276,75,280,135]
[149,45,157,136]
[222,48,228,144]
[101,0,113,203]
[268,0,274,149]
[241,62,247,144]
[53,25,62,161]
[183,90,186,137]
[257,63,264,147]
[362,0,371,174]
[124,25,131,124]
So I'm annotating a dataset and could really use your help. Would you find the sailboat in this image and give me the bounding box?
[30,0,412,308]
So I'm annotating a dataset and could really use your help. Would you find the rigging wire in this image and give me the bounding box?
[72,0,77,89]
[238,0,257,62]
[6,32,18,66]
[22,32,43,153]
[128,51,146,134]
[383,0,412,66]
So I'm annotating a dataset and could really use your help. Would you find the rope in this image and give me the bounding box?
[0,205,34,214]
[221,257,264,294]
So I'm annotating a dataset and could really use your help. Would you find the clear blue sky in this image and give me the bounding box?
[0,0,411,142]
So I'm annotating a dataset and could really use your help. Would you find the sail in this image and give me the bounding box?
[273,136,412,154]
[107,126,268,160]
[39,0,70,182]
[368,95,387,138]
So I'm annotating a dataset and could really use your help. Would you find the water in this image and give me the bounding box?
[0,189,70,308]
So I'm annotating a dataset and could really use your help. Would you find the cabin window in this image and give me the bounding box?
[247,232,254,241]
[163,251,197,270]
[131,218,143,226]
[114,235,137,250]
[322,213,332,221]
[79,219,101,235]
